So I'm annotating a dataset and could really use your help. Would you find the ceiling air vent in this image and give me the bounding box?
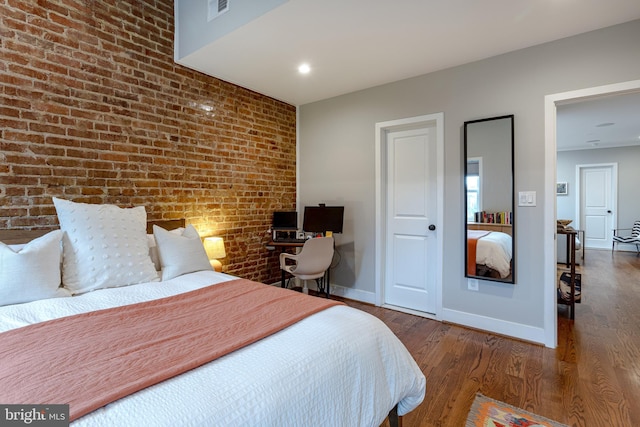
[208,0,230,21]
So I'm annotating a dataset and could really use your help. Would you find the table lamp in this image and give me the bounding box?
[204,236,226,272]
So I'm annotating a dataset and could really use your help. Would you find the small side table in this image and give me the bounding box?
[563,229,585,267]
[557,227,578,320]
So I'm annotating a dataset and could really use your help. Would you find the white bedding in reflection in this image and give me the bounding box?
[476,231,512,278]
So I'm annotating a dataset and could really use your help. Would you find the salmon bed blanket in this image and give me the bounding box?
[0,279,342,421]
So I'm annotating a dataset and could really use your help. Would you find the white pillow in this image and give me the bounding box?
[147,228,184,271]
[53,197,159,294]
[153,224,212,281]
[0,230,70,306]
[147,234,161,271]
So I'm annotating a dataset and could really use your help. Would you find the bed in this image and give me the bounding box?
[467,230,512,279]
[0,198,425,427]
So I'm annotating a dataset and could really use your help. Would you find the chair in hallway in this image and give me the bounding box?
[279,236,334,297]
[612,220,640,254]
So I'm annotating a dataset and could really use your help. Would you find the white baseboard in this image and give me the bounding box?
[276,280,546,346]
[442,308,547,346]
[272,280,377,304]
[328,284,376,304]
[613,247,640,253]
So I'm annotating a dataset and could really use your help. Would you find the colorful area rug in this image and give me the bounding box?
[466,393,568,427]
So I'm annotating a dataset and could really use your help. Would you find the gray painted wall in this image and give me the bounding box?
[557,146,640,235]
[299,20,640,332]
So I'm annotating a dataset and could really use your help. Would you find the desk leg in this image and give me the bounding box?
[326,268,330,298]
[279,246,287,288]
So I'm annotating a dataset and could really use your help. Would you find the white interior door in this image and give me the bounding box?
[579,165,615,249]
[384,127,437,314]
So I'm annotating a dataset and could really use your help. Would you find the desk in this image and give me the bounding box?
[268,240,331,298]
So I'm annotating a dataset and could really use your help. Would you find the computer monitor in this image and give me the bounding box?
[272,211,297,230]
[303,206,344,234]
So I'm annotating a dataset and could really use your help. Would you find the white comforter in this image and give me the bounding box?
[476,231,512,278]
[0,271,425,427]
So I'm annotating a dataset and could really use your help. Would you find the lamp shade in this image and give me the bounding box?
[204,236,226,259]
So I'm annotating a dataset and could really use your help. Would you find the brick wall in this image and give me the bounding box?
[0,0,297,283]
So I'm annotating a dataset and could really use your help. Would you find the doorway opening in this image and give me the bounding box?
[545,79,640,348]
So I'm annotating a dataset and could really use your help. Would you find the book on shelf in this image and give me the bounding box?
[474,211,512,224]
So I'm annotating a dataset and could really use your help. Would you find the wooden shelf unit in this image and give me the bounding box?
[467,222,512,236]
[557,227,579,320]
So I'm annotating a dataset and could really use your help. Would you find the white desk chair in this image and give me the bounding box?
[279,236,334,297]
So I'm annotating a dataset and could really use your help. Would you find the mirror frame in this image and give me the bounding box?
[463,114,515,284]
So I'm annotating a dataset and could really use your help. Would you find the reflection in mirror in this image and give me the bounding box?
[464,115,514,284]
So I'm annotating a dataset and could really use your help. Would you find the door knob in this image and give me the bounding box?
[428,224,436,231]
[607,210,612,213]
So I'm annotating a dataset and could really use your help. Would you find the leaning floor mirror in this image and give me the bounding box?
[463,115,515,284]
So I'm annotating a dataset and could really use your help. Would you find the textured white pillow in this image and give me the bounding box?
[0,230,70,306]
[53,197,159,294]
[154,224,212,281]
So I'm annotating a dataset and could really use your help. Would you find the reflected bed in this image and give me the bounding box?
[467,230,512,279]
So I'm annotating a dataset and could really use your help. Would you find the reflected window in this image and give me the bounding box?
[466,158,482,222]
[466,175,480,222]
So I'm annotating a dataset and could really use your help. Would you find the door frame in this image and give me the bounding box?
[544,79,640,348]
[575,163,618,248]
[374,113,444,319]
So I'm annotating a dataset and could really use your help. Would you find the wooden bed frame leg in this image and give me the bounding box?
[388,404,402,427]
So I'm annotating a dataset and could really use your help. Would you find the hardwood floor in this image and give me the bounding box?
[340,249,640,427]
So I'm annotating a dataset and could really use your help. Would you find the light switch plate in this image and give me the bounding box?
[518,191,536,207]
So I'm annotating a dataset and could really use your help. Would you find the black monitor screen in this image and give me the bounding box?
[303,206,344,234]
[272,211,297,229]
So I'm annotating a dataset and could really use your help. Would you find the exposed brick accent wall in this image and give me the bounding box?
[0,0,297,283]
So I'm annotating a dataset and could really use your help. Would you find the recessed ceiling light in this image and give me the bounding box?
[298,63,311,74]
[595,122,615,127]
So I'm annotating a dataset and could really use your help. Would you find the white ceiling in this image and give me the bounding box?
[557,93,640,151]
[180,0,640,107]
